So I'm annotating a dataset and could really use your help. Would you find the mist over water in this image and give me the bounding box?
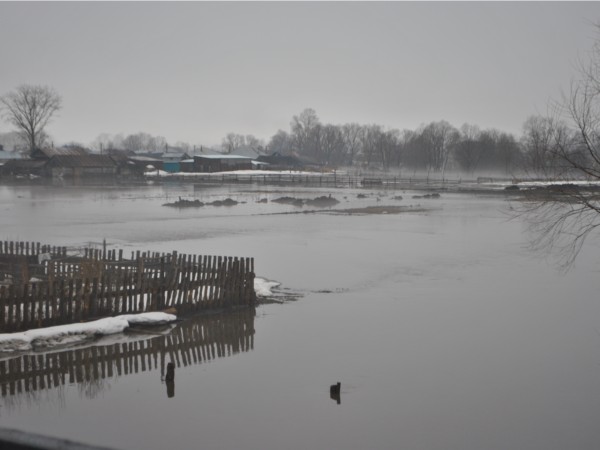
[1,182,599,450]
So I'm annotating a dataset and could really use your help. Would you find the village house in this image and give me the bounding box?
[44,154,119,178]
[161,151,191,173]
[192,154,254,172]
[0,159,46,177]
[256,152,311,170]
[30,146,89,160]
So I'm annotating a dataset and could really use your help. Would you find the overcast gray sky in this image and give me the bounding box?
[1,1,600,148]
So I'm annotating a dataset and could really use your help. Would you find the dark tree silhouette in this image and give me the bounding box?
[0,84,62,154]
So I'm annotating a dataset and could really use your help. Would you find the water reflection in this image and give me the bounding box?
[0,308,255,408]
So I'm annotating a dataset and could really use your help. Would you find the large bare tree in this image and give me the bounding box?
[420,120,460,175]
[0,84,62,154]
[517,27,600,267]
[290,108,320,157]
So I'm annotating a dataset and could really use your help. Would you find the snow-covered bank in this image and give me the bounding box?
[147,169,330,178]
[0,279,280,353]
[254,277,281,297]
[0,312,177,353]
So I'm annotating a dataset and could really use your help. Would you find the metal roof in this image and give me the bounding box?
[194,154,253,160]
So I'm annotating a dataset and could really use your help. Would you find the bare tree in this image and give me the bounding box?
[340,123,363,166]
[222,133,246,153]
[521,115,574,178]
[454,123,483,173]
[558,32,600,180]
[121,132,166,152]
[516,26,600,267]
[360,125,383,167]
[317,124,345,166]
[495,131,522,174]
[0,84,62,154]
[290,108,320,157]
[267,130,292,155]
[245,134,264,150]
[420,121,460,175]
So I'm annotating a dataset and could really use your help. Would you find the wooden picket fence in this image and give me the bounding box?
[0,241,256,332]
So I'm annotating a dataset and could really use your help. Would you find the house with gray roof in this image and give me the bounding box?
[45,154,118,178]
[30,146,89,161]
[193,154,253,172]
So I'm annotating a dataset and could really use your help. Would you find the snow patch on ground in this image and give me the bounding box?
[147,169,330,177]
[254,277,281,297]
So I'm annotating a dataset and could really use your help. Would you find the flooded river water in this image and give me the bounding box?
[1,181,599,450]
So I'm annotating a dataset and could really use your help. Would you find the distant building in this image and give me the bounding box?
[179,159,196,173]
[0,149,22,161]
[161,152,191,173]
[45,155,118,178]
[191,147,222,157]
[0,159,46,177]
[256,152,307,169]
[193,154,253,173]
[31,146,89,160]
[105,148,135,159]
[128,155,164,172]
[229,146,266,159]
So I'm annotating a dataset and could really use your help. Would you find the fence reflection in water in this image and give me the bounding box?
[0,307,255,405]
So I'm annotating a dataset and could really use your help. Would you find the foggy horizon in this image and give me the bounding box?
[1,2,600,149]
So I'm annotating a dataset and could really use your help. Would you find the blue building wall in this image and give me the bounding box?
[163,162,181,173]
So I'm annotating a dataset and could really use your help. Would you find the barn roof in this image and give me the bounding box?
[32,147,89,159]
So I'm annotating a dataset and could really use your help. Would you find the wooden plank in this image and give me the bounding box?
[0,285,6,329]
[44,281,51,326]
[58,280,66,325]
[237,258,244,304]
[206,256,214,306]
[221,257,231,306]
[32,281,40,326]
[17,283,25,330]
[176,254,187,308]
[90,278,99,317]
[66,279,74,323]
[114,270,122,314]
[126,269,134,313]
[200,255,208,305]
[191,255,201,310]
[49,280,57,325]
[98,273,107,317]
[75,278,83,322]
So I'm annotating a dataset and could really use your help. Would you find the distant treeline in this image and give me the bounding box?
[92,109,585,176]
[0,109,583,177]
[260,109,584,177]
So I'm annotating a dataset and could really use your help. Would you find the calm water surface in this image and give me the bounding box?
[0,182,599,450]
